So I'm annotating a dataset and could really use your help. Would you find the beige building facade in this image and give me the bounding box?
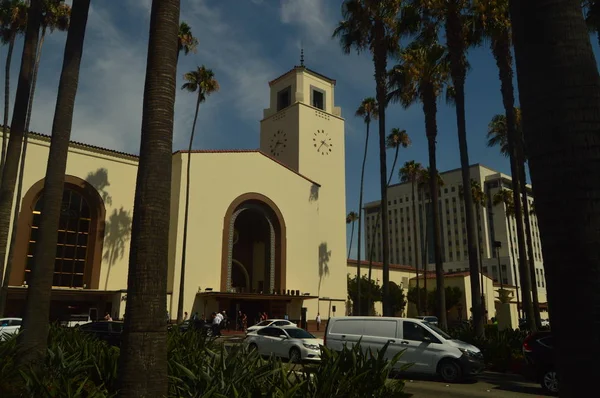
[3,65,347,325]
[363,164,548,309]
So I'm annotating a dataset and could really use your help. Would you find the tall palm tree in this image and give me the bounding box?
[177,21,198,63]
[334,0,406,316]
[492,188,521,318]
[0,0,71,317]
[17,0,89,364]
[421,0,485,335]
[118,0,180,395]
[510,1,600,394]
[176,66,219,324]
[388,39,450,328]
[0,0,27,176]
[355,97,377,315]
[346,211,359,259]
[476,0,539,329]
[487,110,540,329]
[386,128,411,182]
[399,160,423,314]
[0,0,40,316]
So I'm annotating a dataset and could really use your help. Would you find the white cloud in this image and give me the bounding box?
[280,0,332,45]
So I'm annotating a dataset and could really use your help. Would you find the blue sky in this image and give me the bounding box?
[3,0,599,261]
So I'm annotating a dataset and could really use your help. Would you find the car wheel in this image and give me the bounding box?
[541,369,559,394]
[289,347,302,364]
[438,359,463,383]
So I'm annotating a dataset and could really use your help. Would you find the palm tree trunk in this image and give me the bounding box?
[176,92,201,323]
[446,7,484,337]
[0,0,41,320]
[347,221,355,259]
[491,32,536,331]
[506,214,521,318]
[476,205,486,319]
[421,186,429,313]
[520,167,542,328]
[118,0,179,395]
[423,89,446,329]
[0,26,47,317]
[412,180,420,315]
[356,120,370,316]
[389,146,399,185]
[373,30,391,316]
[1,31,16,177]
[510,1,600,394]
[18,0,89,364]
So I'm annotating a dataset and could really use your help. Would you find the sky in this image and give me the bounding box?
[2,0,599,261]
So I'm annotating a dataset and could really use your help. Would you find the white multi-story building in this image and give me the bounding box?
[363,164,547,304]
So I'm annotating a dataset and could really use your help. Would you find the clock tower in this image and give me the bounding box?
[259,64,347,311]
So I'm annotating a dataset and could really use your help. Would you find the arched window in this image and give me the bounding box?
[25,189,92,288]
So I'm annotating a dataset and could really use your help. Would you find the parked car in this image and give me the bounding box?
[245,326,322,363]
[522,331,558,395]
[172,319,214,336]
[0,317,22,340]
[325,316,484,383]
[246,319,296,334]
[413,316,439,326]
[78,321,123,347]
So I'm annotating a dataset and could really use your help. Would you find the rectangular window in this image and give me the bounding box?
[311,87,325,110]
[277,86,291,111]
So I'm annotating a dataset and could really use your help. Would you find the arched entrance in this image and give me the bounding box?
[221,193,286,293]
[10,176,106,289]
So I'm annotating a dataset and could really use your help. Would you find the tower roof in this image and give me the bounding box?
[268,65,336,87]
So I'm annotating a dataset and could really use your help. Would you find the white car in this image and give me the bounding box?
[246,319,296,334]
[245,325,323,363]
[0,317,22,340]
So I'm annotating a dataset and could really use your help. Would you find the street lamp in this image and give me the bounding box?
[493,241,503,290]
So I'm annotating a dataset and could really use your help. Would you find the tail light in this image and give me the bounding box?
[523,334,534,353]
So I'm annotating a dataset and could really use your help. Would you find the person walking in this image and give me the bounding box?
[316,313,321,331]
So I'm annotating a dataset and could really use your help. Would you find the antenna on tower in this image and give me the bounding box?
[300,42,305,67]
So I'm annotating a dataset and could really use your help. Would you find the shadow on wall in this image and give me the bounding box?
[86,168,112,206]
[102,208,132,290]
[309,184,319,202]
[317,242,331,296]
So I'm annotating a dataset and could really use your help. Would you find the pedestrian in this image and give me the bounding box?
[316,313,321,331]
[183,311,188,322]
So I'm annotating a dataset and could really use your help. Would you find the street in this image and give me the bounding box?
[403,372,550,398]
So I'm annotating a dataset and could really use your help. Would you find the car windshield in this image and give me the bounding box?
[255,321,271,327]
[425,323,452,340]
[285,328,315,339]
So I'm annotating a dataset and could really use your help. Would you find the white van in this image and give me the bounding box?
[324,316,484,382]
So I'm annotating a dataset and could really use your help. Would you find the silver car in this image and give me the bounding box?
[246,319,296,334]
[245,326,323,363]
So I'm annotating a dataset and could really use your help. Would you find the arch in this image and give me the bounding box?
[10,175,106,289]
[221,192,286,292]
[231,259,250,290]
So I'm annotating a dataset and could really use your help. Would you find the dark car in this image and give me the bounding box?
[522,331,558,395]
[172,319,214,336]
[78,321,123,347]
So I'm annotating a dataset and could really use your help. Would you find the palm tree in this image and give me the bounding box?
[118,0,180,395]
[0,0,71,317]
[0,0,40,317]
[399,160,423,314]
[487,110,540,329]
[177,21,198,63]
[583,0,600,47]
[510,1,600,394]
[476,0,539,330]
[0,0,27,175]
[388,39,450,328]
[334,0,406,316]
[17,0,89,364]
[492,189,521,318]
[386,128,411,182]
[176,66,219,324]
[355,97,377,315]
[421,0,485,335]
[346,211,359,259]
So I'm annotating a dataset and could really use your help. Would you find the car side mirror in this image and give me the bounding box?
[422,336,432,343]
[279,334,287,339]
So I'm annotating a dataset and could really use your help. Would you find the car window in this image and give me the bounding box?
[330,319,364,335]
[286,328,315,339]
[11,319,22,326]
[274,321,290,326]
[539,336,553,348]
[0,320,9,327]
[424,323,451,340]
[256,321,271,327]
[403,321,430,342]
[258,327,278,336]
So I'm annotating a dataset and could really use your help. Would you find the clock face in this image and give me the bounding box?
[313,129,332,155]
[269,129,287,156]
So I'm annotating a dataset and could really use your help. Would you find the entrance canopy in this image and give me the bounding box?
[196,291,319,301]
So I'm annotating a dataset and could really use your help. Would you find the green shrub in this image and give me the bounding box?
[0,326,407,397]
